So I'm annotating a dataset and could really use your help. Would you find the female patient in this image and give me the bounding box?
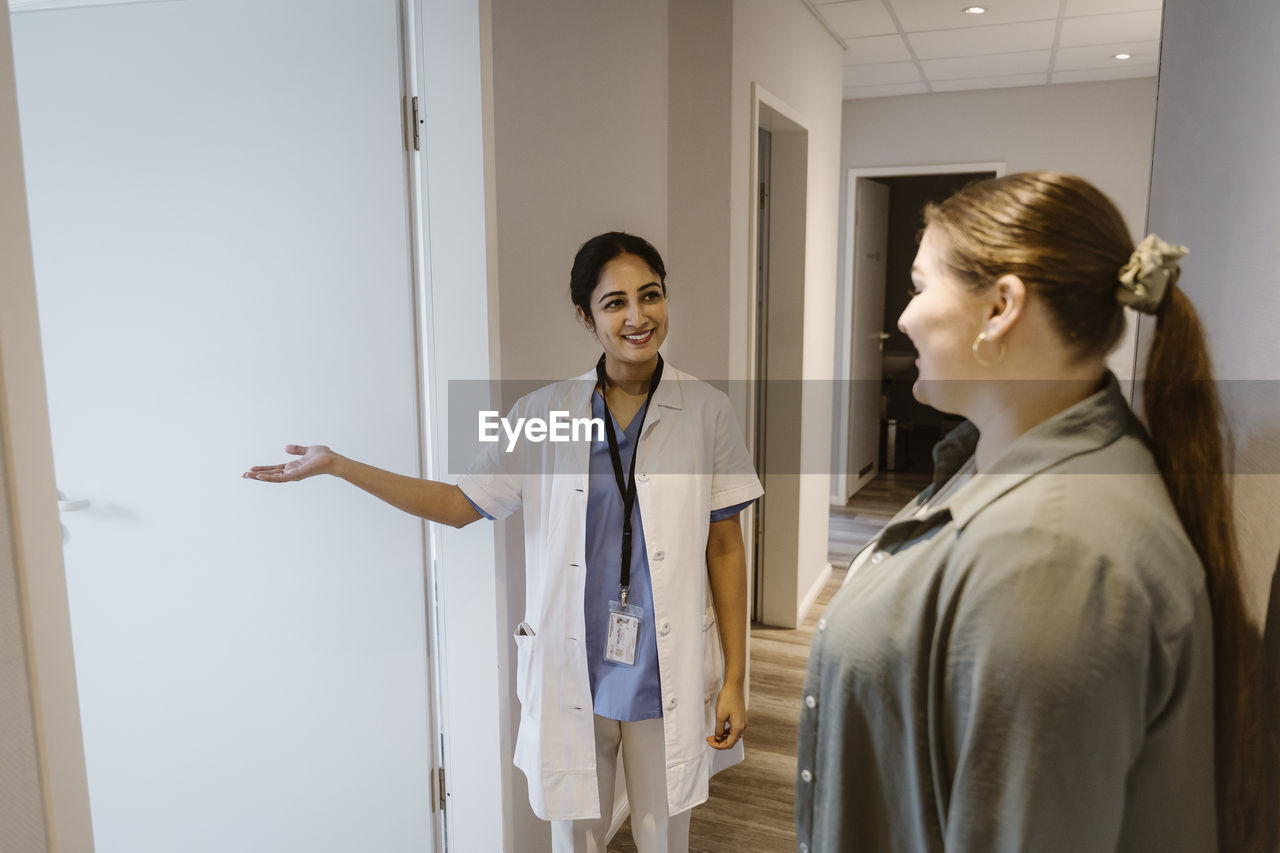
[797,172,1263,852]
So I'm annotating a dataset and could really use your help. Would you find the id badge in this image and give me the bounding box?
[604,600,643,666]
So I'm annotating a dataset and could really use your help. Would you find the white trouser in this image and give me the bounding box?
[550,714,692,853]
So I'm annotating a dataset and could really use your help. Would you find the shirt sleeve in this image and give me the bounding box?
[708,395,764,512]
[462,493,495,521]
[936,525,1213,853]
[710,499,755,522]
[456,400,526,521]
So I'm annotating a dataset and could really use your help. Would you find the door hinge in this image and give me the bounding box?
[409,95,422,151]
[437,766,446,811]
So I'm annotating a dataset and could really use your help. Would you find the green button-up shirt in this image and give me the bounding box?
[796,376,1216,852]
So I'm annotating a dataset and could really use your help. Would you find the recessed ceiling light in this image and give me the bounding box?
[962,5,987,13]
[1114,52,1132,60]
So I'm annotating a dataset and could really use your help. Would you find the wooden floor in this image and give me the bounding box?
[609,472,929,852]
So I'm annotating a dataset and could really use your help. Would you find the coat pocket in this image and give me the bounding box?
[513,621,537,708]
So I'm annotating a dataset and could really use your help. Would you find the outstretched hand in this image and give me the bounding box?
[243,444,338,483]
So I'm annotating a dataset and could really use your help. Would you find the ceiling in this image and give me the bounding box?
[808,0,1163,100]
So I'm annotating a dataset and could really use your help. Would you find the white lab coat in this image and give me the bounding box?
[458,363,763,821]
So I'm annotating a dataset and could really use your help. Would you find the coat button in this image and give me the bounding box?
[637,472,649,482]
[804,695,817,709]
[799,843,810,853]
[816,618,827,631]
[666,697,678,711]
[652,549,665,561]
[870,550,885,565]
[659,619,672,636]
[800,769,813,783]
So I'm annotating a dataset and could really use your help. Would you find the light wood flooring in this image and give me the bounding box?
[609,472,929,852]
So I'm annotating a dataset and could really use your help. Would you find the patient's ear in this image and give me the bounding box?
[983,274,1026,341]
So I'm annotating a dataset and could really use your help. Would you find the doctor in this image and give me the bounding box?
[246,232,763,853]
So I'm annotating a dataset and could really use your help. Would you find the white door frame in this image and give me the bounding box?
[745,82,818,628]
[832,161,1006,504]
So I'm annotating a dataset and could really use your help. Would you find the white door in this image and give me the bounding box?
[13,2,437,851]
[844,178,890,498]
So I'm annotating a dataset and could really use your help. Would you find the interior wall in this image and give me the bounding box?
[665,0,733,380]
[1141,0,1280,623]
[0,437,48,852]
[730,0,844,625]
[0,3,88,849]
[490,0,669,383]
[836,78,1159,397]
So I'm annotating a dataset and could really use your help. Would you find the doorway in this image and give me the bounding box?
[831,164,1002,505]
[748,89,809,627]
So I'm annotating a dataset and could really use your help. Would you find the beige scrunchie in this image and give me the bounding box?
[1116,234,1188,314]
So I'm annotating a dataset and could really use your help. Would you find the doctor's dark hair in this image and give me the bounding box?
[569,232,667,324]
[924,171,1269,853]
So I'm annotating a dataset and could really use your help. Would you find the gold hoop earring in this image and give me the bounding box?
[971,331,1007,368]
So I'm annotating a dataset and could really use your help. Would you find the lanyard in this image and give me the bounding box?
[594,353,664,607]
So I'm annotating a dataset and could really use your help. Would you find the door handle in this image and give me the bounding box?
[56,490,90,512]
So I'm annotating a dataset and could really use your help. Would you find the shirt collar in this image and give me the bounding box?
[932,373,1138,530]
[573,359,686,434]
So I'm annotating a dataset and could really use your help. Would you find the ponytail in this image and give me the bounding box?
[1144,287,1270,853]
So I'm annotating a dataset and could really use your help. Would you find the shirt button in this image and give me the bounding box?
[652,550,665,561]
[659,619,672,636]
[816,618,827,631]
[800,769,813,783]
[870,550,885,565]
[804,695,817,709]
[666,697,678,711]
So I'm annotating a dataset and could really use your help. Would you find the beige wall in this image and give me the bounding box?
[840,78,1158,234]
[835,78,1159,396]
[0,3,91,850]
[0,449,48,853]
[730,0,844,625]
[1143,0,1280,622]
[490,0,670,383]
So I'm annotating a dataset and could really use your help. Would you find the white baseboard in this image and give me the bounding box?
[798,561,834,624]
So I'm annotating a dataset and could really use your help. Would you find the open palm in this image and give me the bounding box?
[244,444,336,483]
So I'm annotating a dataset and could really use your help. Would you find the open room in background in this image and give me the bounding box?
[832,166,998,503]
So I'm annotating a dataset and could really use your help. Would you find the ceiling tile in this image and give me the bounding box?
[889,0,1059,33]
[908,20,1056,59]
[818,1,899,38]
[844,61,924,87]
[844,34,914,65]
[1064,0,1161,15]
[930,72,1049,92]
[1054,40,1160,71]
[844,81,931,100]
[1051,64,1159,84]
[1059,10,1162,47]
[921,49,1050,80]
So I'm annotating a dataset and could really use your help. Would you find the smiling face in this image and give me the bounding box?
[581,252,669,374]
[897,227,990,414]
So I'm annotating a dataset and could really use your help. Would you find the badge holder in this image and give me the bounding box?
[604,587,643,667]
